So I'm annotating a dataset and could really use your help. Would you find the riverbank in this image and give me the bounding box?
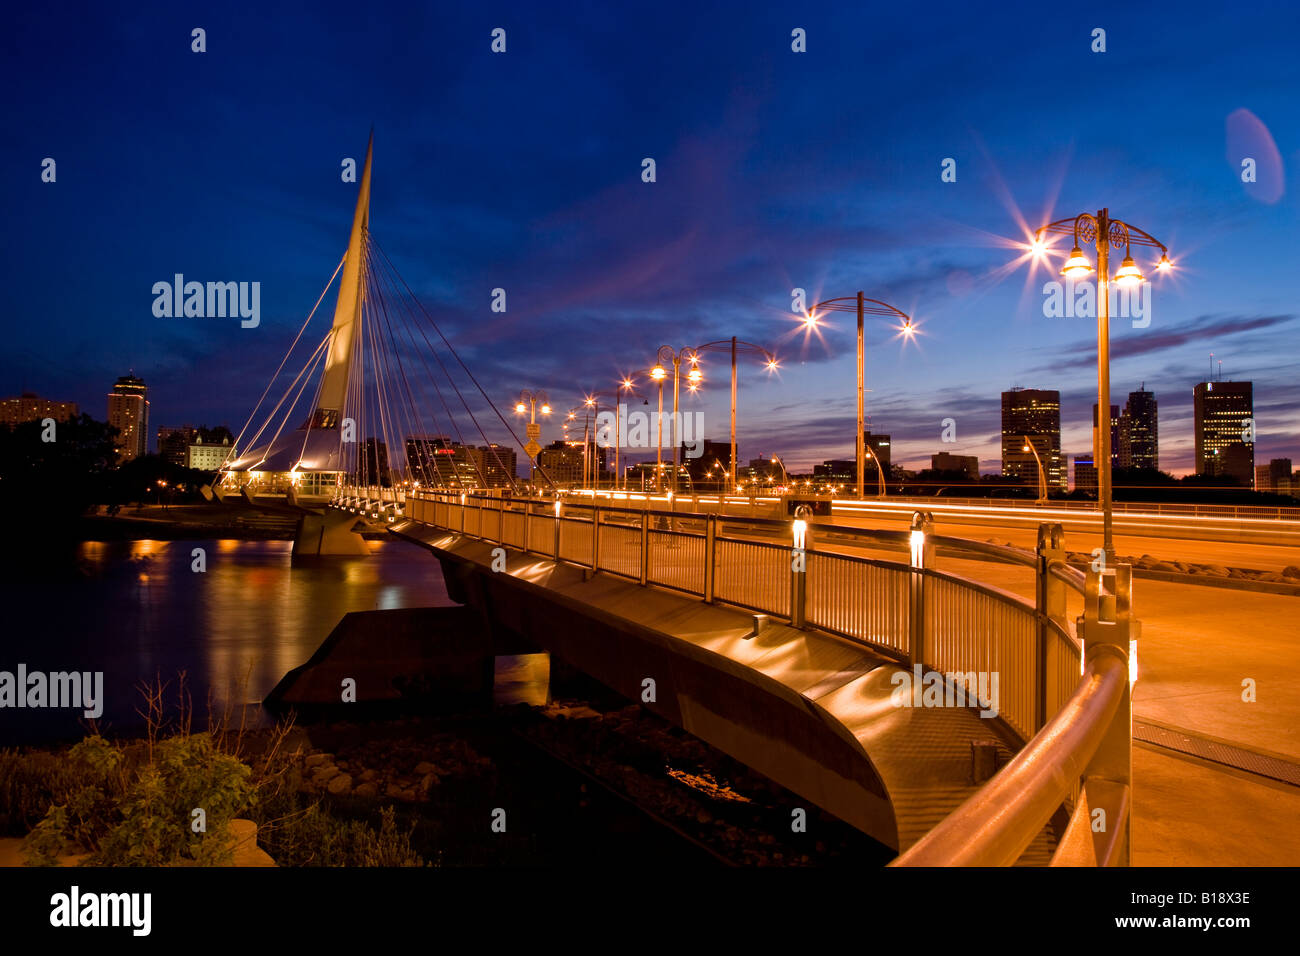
[1,694,891,867]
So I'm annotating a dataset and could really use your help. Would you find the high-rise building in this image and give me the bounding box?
[681,438,730,490]
[1092,404,1119,469]
[538,440,589,485]
[1001,389,1065,491]
[0,393,79,426]
[1073,454,1097,492]
[1194,380,1253,486]
[1118,386,1158,470]
[931,452,979,479]
[480,444,517,488]
[361,438,391,486]
[107,374,149,463]
[406,436,486,488]
[863,431,891,476]
[157,425,199,467]
[1255,458,1293,495]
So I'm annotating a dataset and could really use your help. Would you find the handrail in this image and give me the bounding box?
[929,533,1038,568]
[1048,559,1088,594]
[890,648,1128,866]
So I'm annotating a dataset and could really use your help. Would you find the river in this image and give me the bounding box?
[1,538,449,746]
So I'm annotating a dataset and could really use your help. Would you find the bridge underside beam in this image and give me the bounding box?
[295,509,369,556]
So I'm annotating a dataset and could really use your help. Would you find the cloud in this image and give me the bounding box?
[1031,313,1296,374]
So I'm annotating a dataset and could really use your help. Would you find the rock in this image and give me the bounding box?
[326,773,353,795]
[304,753,330,769]
[413,761,437,775]
[1260,572,1286,583]
[359,769,377,782]
[418,772,437,793]
[1152,561,1179,572]
[1282,566,1300,579]
[385,783,405,799]
[353,782,379,798]
[1204,564,1231,577]
[312,765,340,783]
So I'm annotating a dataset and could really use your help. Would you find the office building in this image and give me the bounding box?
[863,430,891,476]
[1092,404,1119,469]
[1119,386,1158,470]
[1255,458,1294,495]
[1194,380,1253,485]
[931,452,979,480]
[1073,454,1097,492]
[157,425,199,466]
[480,444,517,488]
[1001,388,1065,491]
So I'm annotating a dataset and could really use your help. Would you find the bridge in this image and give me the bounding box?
[214,134,1140,866]
[376,490,1135,865]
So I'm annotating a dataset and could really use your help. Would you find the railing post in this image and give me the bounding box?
[522,499,531,553]
[591,506,601,574]
[908,511,935,668]
[553,498,562,561]
[1035,522,1067,730]
[704,513,717,604]
[1069,563,1137,866]
[639,511,650,586]
[790,505,812,628]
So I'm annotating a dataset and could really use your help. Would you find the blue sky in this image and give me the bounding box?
[4,0,1298,474]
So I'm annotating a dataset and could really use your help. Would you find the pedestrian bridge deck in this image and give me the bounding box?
[394,519,1057,861]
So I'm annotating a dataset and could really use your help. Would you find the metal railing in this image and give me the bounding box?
[849,493,1300,523]
[400,490,1133,866]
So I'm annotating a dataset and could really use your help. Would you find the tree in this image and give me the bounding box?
[0,414,119,530]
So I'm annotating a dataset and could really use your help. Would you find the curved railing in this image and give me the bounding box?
[392,490,1133,866]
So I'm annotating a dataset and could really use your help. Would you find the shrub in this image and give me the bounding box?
[22,732,253,866]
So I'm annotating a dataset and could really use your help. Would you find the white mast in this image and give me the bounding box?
[315,132,372,422]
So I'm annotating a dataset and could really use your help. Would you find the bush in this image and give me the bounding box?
[0,750,81,836]
[22,732,253,866]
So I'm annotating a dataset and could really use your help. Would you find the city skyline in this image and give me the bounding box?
[6,4,1300,477]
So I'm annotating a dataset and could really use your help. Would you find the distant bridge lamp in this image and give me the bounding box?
[801,293,914,499]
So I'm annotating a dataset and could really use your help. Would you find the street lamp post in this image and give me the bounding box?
[690,338,780,492]
[803,294,913,500]
[651,345,703,496]
[1021,435,1048,505]
[1030,210,1171,561]
[514,389,552,490]
[863,449,887,497]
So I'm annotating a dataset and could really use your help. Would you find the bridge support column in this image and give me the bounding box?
[294,508,369,556]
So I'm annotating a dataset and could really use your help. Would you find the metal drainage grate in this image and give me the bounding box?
[1135,721,1300,787]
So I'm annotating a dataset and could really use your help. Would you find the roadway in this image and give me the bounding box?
[828,498,1300,573]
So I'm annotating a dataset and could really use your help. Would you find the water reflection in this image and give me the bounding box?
[1,538,451,745]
